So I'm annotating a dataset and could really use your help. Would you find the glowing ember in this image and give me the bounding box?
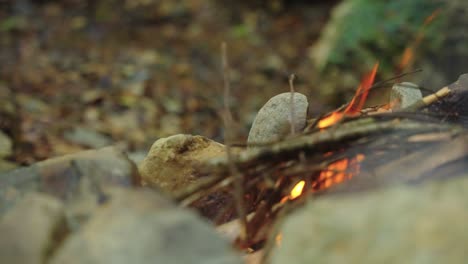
[275,233,283,246]
[289,180,305,199]
[315,154,365,190]
[355,153,365,162]
[318,159,349,188]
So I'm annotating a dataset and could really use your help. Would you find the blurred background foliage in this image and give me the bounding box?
[0,0,466,169]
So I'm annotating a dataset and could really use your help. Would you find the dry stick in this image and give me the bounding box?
[219,118,449,168]
[177,117,456,206]
[402,86,451,112]
[289,74,296,136]
[221,42,248,242]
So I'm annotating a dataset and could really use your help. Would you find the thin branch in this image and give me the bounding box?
[221,42,248,242]
[402,86,451,111]
[289,74,296,136]
[214,118,452,169]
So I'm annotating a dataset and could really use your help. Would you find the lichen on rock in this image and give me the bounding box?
[139,134,226,195]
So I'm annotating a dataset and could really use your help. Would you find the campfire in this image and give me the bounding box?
[174,64,468,262]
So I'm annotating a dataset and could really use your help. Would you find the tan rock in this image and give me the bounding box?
[139,134,225,195]
[50,188,241,264]
[0,193,67,264]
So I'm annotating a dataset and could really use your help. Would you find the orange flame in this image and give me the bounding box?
[344,63,379,115]
[317,63,379,129]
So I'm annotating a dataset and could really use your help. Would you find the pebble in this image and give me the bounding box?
[390,82,423,109]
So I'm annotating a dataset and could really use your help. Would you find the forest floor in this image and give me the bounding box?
[0,0,337,166]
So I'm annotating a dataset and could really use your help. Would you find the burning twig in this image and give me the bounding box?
[229,118,442,167]
[316,63,379,129]
[304,69,422,132]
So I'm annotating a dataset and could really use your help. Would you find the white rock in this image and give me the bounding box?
[248,92,308,144]
[390,82,423,109]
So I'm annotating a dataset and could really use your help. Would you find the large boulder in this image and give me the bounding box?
[0,193,67,264]
[271,176,468,264]
[0,146,140,221]
[50,187,241,264]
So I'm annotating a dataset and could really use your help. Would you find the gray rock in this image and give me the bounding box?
[139,134,225,195]
[0,193,67,264]
[390,82,423,109]
[271,176,468,264]
[0,159,16,173]
[0,147,140,217]
[64,127,112,148]
[248,92,308,145]
[0,130,12,158]
[50,188,241,264]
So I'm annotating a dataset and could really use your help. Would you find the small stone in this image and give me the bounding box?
[64,127,112,148]
[0,193,68,264]
[248,92,308,145]
[50,188,241,264]
[139,134,225,195]
[390,82,423,109]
